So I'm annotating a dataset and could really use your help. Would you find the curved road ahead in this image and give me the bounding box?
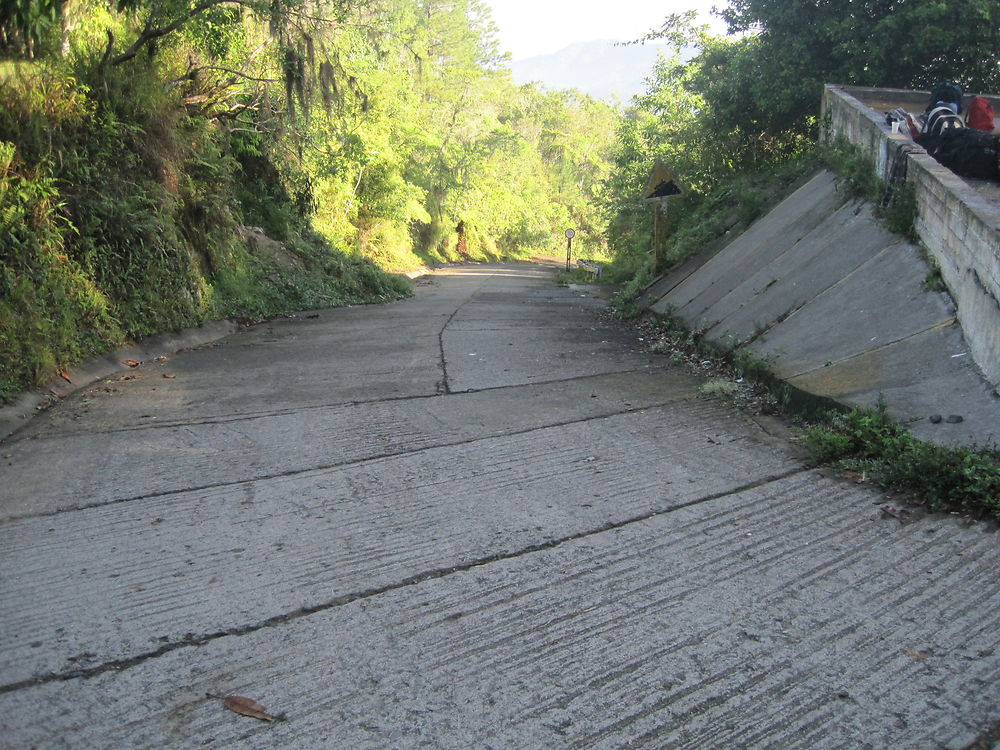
[1,262,999,748]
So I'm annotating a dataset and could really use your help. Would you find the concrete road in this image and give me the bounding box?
[1,262,998,749]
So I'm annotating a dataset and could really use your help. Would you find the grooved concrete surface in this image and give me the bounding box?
[2,263,999,749]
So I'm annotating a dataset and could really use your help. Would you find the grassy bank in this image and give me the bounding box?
[804,405,1000,520]
[0,62,410,402]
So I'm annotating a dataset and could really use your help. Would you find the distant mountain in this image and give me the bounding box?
[508,40,675,103]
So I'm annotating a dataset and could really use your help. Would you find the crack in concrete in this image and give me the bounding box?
[737,239,914,351]
[436,281,490,395]
[0,385,687,524]
[783,318,959,380]
[0,466,811,695]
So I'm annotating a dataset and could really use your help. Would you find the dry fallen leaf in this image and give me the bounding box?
[59,368,72,383]
[162,374,177,379]
[124,359,142,368]
[223,695,277,722]
[881,505,912,522]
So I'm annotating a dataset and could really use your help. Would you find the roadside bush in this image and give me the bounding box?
[804,405,1000,520]
[0,57,410,401]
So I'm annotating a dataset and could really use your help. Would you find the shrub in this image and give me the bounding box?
[805,404,1000,520]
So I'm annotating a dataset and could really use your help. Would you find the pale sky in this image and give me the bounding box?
[484,1,730,60]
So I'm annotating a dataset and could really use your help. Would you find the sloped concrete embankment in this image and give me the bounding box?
[638,169,1000,448]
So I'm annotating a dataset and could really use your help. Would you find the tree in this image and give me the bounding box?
[711,0,1000,134]
[0,0,63,58]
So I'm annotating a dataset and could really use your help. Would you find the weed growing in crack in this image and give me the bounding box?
[700,379,742,397]
[803,402,1000,520]
[921,255,947,293]
[732,348,777,381]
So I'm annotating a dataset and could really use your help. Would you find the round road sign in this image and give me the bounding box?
[565,229,576,239]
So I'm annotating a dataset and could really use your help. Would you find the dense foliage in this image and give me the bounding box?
[598,0,1000,283]
[804,405,1000,520]
[717,0,1000,134]
[1,0,616,398]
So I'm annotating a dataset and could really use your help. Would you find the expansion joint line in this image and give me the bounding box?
[0,376,678,525]
[0,465,811,695]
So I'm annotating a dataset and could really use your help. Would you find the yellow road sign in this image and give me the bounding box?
[643,160,682,201]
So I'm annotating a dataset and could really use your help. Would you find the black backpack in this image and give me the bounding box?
[927,129,1000,180]
[922,106,964,139]
[928,81,964,114]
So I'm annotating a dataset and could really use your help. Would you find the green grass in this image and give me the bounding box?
[820,137,918,240]
[803,404,1000,520]
[555,267,603,285]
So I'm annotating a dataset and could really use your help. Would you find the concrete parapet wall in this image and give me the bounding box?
[822,84,1000,387]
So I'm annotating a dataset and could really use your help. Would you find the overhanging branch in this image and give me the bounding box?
[110,0,253,66]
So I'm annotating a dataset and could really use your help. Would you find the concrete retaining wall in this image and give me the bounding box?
[822,84,1000,387]
[639,169,1000,447]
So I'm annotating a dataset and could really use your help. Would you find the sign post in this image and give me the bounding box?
[564,228,576,271]
[642,161,682,273]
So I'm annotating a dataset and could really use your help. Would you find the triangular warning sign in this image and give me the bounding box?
[643,160,682,201]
